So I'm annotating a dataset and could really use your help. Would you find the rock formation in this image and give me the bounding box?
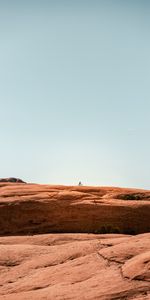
[0,178,25,183]
[0,233,149,299]
[0,183,149,235]
[0,183,149,299]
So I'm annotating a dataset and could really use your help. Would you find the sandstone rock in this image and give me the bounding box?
[122,251,150,281]
[0,184,149,235]
[0,184,149,299]
[0,233,149,299]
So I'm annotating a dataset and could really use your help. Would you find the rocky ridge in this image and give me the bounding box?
[0,183,149,235]
[0,182,149,299]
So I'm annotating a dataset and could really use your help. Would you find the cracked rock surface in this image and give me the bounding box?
[0,233,149,299]
[0,183,149,299]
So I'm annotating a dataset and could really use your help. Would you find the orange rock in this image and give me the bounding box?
[0,233,149,299]
[0,184,149,299]
[0,183,149,235]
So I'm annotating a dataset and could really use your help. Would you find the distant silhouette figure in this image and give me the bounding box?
[78,181,82,186]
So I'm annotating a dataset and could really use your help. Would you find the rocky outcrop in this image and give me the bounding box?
[0,183,149,299]
[0,233,149,299]
[0,178,25,183]
[0,183,149,235]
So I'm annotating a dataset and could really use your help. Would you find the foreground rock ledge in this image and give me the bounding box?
[0,233,149,300]
[0,183,150,235]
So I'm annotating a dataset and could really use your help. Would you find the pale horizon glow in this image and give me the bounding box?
[0,0,150,189]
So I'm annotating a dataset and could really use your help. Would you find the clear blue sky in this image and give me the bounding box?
[0,0,150,188]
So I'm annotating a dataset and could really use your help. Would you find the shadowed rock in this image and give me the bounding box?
[0,178,26,183]
[0,184,149,235]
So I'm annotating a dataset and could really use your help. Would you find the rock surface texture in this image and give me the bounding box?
[0,233,149,300]
[0,183,150,235]
[0,183,149,299]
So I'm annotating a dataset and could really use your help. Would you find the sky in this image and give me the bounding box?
[0,0,150,188]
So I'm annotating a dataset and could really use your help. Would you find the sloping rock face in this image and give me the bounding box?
[0,233,149,299]
[0,183,150,235]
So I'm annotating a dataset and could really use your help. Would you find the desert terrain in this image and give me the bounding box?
[0,181,149,299]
